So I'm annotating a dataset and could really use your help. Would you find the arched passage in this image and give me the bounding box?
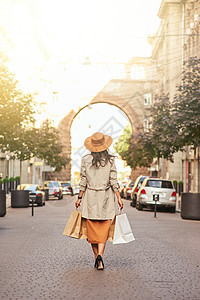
[58,91,141,180]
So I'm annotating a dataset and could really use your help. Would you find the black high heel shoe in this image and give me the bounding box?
[94,257,98,268]
[96,255,104,270]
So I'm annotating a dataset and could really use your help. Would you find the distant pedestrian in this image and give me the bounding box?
[75,132,123,270]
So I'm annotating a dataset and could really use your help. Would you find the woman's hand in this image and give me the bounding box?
[118,197,123,210]
[115,190,123,210]
[75,198,81,208]
[75,191,84,208]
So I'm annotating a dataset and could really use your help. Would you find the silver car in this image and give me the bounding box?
[136,178,176,212]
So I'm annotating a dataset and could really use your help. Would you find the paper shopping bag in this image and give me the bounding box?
[113,213,135,244]
[107,215,116,242]
[63,210,82,239]
[79,218,88,239]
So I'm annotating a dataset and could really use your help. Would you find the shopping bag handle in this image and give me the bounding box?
[118,207,123,215]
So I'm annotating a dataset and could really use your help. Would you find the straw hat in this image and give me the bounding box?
[84,132,113,152]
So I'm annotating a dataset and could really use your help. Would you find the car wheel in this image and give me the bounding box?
[138,202,143,211]
[169,206,176,213]
[132,198,136,207]
[36,196,43,206]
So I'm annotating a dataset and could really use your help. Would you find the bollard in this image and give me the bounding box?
[32,197,34,216]
[153,194,159,218]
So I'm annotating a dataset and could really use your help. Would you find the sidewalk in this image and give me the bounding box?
[0,197,200,300]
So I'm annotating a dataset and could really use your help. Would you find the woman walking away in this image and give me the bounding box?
[75,132,123,270]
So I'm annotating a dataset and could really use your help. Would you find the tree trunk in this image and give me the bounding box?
[20,160,22,190]
[193,147,196,192]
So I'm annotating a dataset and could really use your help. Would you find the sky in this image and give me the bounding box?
[0,0,162,98]
[0,0,162,68]
[0,0,162,177]
[37,0,162,61]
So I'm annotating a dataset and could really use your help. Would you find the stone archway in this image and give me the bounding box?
[58,79,153,180]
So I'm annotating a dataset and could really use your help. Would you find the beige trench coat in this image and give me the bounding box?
[79,154,120,220]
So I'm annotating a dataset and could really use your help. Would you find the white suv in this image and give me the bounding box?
[136,178,176,213]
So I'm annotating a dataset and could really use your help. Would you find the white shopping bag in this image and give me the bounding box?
[113,213,135,244]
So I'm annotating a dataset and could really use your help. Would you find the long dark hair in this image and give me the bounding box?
[91,150,115,168]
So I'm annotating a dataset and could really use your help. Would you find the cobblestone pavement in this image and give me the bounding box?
[0,196,200,300]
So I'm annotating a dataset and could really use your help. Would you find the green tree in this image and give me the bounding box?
[0,52,36,152]
[172,56,200,191]
[141,93,179,176]
[115,93,179,174]
[115,126,154,169]
[115,126,132,162]
[33,120,70,181]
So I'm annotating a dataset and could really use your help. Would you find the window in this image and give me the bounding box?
[146,180,173,189]
[144,119,152,131]
[144,93,152,105]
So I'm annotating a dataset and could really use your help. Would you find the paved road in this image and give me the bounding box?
[0,196,200,300]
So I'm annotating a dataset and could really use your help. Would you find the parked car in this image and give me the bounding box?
[136,177,176,212]
[44,181,63,200]
[59,181,73,195]
[24,184,45,206]
[120,183,127,198]
[124,181,135,199]
[130,176,147,207]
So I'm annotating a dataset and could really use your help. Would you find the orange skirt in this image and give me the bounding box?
[86,219,111,244]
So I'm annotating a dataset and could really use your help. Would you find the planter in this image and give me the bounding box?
[0,190,6,217]
[11,190,29,208]
[181,193,200,220]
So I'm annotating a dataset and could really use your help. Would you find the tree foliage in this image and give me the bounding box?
[115,126,154,169]
[0,52,36,154]
[115,57,200,170]
[33,120,70,172]
[172,56,200,149]
[0,52,69,173]
[143,93,179,162]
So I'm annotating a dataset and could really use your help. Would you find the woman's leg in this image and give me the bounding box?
[97,243,106,269]
[98,243,106,257]
[91,243,98,258]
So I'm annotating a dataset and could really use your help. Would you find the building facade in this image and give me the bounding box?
[150,0,200,192]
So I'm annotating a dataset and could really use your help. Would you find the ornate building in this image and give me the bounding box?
[150,0,200,192]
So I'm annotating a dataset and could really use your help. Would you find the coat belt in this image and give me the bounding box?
[87,185,110,191]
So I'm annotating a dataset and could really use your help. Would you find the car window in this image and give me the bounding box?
[25,185,37,191]
[146,180,173,189]
[61,183,70,187]
[162,181,173,189]
[47,181,59,187]
[138,177,146,188]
